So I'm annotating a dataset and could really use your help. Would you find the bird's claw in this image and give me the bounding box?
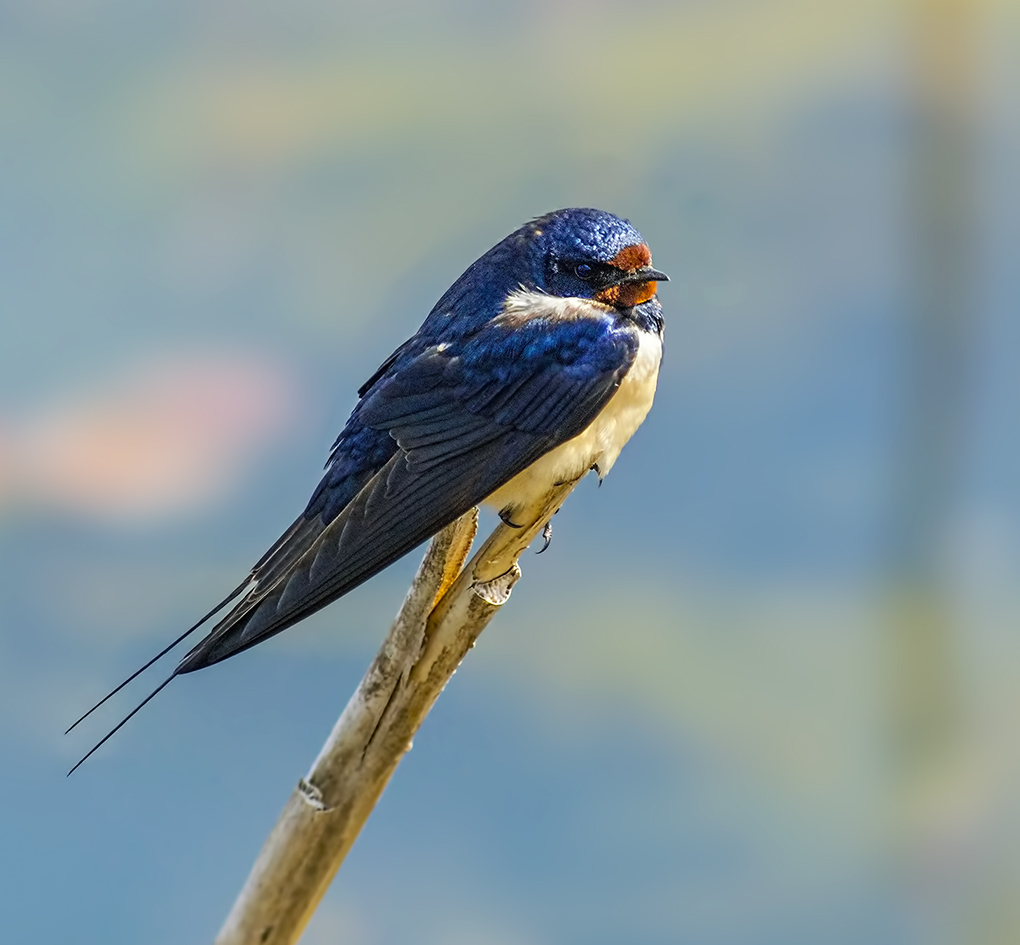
[499,509,524,528]
[536,521,553,554]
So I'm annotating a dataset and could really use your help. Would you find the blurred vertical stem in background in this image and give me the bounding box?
[888,0,980,928]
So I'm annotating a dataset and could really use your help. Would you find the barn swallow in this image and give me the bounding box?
[67,207,667,773]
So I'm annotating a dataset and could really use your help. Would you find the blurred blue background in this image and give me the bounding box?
[2,0,1019,942]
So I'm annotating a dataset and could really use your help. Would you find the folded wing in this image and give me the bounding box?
[175,304,638,670]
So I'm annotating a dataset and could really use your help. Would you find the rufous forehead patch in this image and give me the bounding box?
[609,243,652,270]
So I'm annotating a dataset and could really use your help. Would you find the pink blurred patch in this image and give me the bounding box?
[0,354,301,523]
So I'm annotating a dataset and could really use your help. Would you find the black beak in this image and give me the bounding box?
[612,266,669,286]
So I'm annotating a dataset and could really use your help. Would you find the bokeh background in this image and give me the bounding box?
[2,0,1019,942]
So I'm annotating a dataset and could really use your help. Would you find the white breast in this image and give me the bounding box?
[484,313,662,522]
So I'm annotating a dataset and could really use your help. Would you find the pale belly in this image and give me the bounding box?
[483,328,662,522]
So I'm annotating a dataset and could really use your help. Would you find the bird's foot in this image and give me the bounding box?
[473,564,522,605]
[536,520,553,554]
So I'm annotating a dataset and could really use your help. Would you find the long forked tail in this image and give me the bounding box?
[66,673,178,777]
[65,579,251,775]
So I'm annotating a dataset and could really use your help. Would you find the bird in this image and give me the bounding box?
[66,207,667,774]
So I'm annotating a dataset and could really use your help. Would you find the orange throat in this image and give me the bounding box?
[595,280,658,307]
[595,242,657,307]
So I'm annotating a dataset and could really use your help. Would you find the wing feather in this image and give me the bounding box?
[175,306,639,671]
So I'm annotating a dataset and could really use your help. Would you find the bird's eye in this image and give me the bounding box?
[575,263,593,279]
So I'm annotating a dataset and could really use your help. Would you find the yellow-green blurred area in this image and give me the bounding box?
[2,0,1019,942]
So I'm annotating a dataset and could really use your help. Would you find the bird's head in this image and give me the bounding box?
[526,208,668,308]
[425,208,667,331]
